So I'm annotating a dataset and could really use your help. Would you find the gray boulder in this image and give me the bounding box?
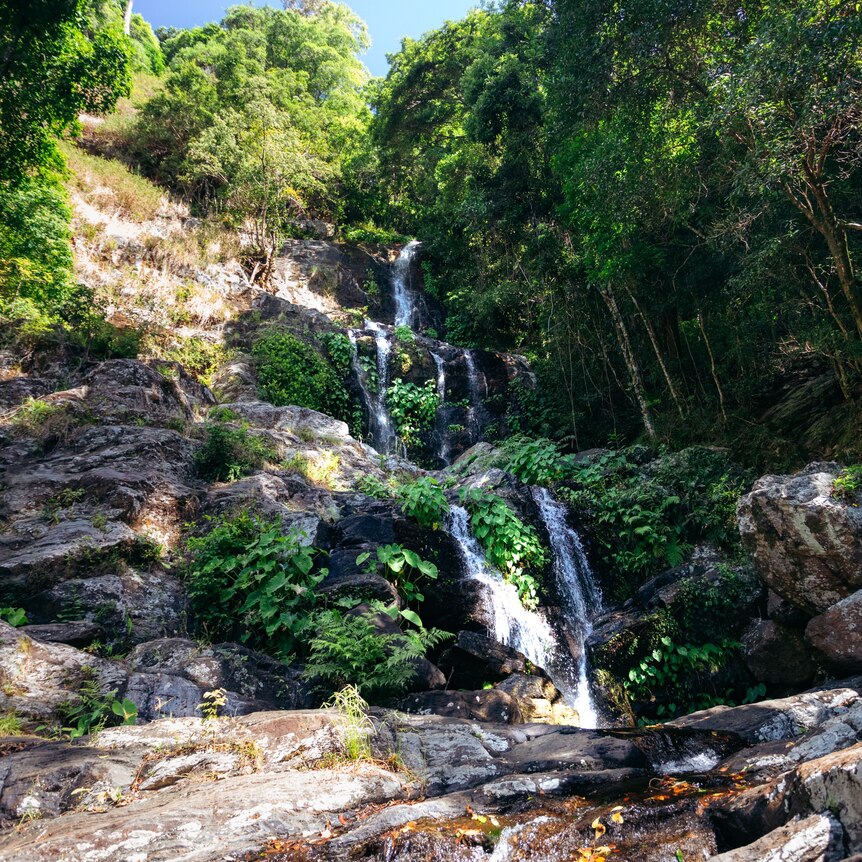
[742,619,817,688]
[738,463,862,615]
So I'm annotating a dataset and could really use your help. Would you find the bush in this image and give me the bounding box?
[358,544,440,625]
[834,465,862,503]
[559,447,749,600]
[252,330,352,422]
[355,474,392,499]
[302,609,449,700]
[186,512,324,659]
[57,667,137,739]
[385,379,439,449]
[396,476,449,530]
[158,337,229,386]
[460,488,547,609]
[195,421,276,482]
[501,436,570,486]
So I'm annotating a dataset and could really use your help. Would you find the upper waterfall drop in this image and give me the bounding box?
[391,240,422,328]
[532,486,603,728]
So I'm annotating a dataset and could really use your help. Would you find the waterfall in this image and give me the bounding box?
[531,487,603,728]
[431,351,451,466]
[448,506,592,721]
[391,240,421,328]
[350,322,397,455]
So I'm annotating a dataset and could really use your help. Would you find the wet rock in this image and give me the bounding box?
[742,620,817,688]
[738,463,862,614]
[18,621,104,648]
[806,590,862,672]
[0,620,127,722]
[453,630,528,675]
[709,814,845,862]
[123,639,311,720]
[396,690,524,724]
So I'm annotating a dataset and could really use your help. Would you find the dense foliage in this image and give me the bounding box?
[369,0,862,463]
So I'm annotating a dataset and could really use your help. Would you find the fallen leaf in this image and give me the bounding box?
[592,817,607,839]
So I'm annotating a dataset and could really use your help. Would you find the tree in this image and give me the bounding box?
[0,0,132,182]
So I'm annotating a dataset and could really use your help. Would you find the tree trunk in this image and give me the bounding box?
[697,311,727,424]
[124,1,134,36]
[624,284,686,420]
[601,285,656,440]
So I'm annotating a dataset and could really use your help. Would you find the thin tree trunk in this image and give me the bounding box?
[697,311,727,424]
[601,285,656,441]
[624,284,686,420]
[124,1,134,35]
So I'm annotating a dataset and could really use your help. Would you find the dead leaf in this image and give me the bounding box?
[592,817,607,839]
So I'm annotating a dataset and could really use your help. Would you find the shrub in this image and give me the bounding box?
[396,476,449,530]
[320,332,354,377]
[559,447,748,600]
[186,512,323,659]
[355,474,392,499]
[358,544,439,625]
[57,667,137,739]
[0,607,27,627]
[385,379,439,449]
[393,324,415,344]
[252,330,351,422]
[158,337,229,386]
[195,421,276,482]
[834,465,862,503]
[460,488,547,609]
[501,437,571,486]
[622,636,757,724]
[302,609,449,700]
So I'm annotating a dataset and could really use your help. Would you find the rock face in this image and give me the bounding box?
[741,620,817,688]
[806,589,862,672]
[738,463,862,615]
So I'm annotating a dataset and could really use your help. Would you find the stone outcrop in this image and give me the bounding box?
[806,589,862,672]
[738,463,862,615]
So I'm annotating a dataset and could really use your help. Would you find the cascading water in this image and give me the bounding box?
[448,506,595,719]
[430,352,452,466]
[532,486,603,728]
[354,321,395,455]
[391,240,421,328]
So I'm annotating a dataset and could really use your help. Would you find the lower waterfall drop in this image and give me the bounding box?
[448,506,593,722]
[532,486,603,728]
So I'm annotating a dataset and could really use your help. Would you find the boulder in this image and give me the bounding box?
[806,589,862,672]
[738,463,862,614]
[453,630,528,675]
[0,621,127,723]
[396,689,524,724]
[709,814,845,862]
[18,621,104,648]
[742,620,817,688]
[34,565,187,647]
[123,638,311,720]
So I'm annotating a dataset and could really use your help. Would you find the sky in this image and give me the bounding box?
[134,0,478,77]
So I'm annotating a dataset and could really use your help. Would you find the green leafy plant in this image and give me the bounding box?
[252,330,352,422]
[355,474,392,499]
[834,466,862,503]
[302,609,449,699]
[396,476,450,529]
[0,713,23,735]
[393,324,415,344]
[357,544,439,626]
[0,607,28,627]
[57,668,137,740]
[460,488,547,609]
[623,636,742,724]
[320,332,355,377]
[385,379,440,448]
[195,421,276,483]
[186,512,324,659]
[501,437,571,486]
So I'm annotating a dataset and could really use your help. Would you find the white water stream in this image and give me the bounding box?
[392,240,421,328]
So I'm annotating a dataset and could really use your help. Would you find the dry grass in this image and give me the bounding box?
[61,141,166,222]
